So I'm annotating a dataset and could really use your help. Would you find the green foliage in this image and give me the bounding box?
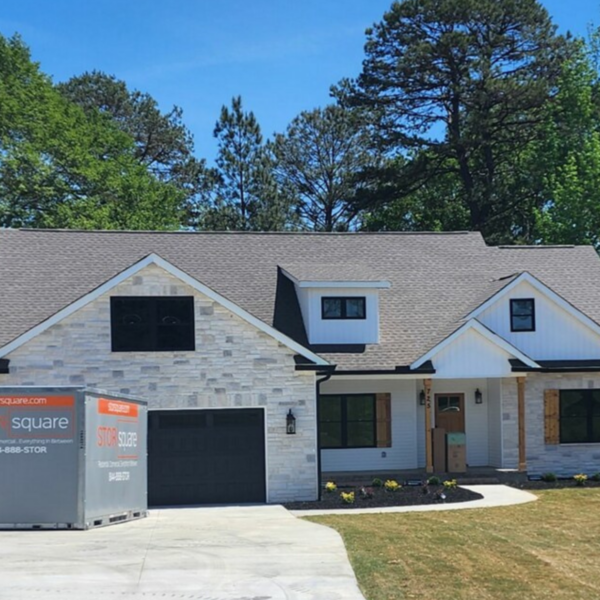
[443,479,458,490]
[371,478,383,488]
[0,34,182,230]
[336,0,571,242]
[200,96,294,231]
[427,476,441,486]
[573,473,588,486]
[591,473,600,482]
[541,472,558,482]
[273,105,377,231]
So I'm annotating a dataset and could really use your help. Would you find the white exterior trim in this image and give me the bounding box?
[466,272,600,336]
[410,319,539,370]
[280,268,390,289]
[0,253,329,366]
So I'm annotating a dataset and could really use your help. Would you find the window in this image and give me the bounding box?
[319,394,376,448]
[321,297,366,320]
[560,389,600,444]
[111,297,195,352]
[510,298,535,332]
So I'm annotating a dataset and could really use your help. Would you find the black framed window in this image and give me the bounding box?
[319,394,376,448]
[510,298,535,332]
[111,297,195,352]
[321,297,366,320]
[560,389,600,444]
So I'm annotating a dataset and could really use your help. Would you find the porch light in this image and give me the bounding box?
[286,409,296,434]
[419,390,426,405]
[475,388,483,404]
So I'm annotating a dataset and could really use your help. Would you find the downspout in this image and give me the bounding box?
[316,371,332,500]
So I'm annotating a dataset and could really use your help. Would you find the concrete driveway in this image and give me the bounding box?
[0,505,365,600]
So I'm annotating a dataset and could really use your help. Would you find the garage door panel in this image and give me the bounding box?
[148,408,266,506]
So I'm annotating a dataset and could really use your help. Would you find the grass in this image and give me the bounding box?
[307,489,600,600]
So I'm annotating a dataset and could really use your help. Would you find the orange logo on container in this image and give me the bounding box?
[98,399,138,419]
[0,395,75,407]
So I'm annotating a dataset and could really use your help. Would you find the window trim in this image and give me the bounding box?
[110,296,195,352]
[319,393,377,449]
[510,298,536,332]
[321,296,367,320]
[559,389,600,444]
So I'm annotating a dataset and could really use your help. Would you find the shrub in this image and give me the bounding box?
[360,486,374,499]
[443,479,458,490]
[341,491,355,504]
[427,476,441,486]
[541,472,557,482]
[371,477,383,487]
[384,479,401,492]
[591,473,600,482]
[324,481,337,493]
[574,473,588,486]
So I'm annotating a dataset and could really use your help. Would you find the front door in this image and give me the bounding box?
[434,393,465,433]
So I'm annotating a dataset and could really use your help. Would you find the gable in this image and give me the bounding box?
[429,326,520,379]
[476,279,600,360]
[0,254,328,366]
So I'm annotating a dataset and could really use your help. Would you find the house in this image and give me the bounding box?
[1,228,600,505]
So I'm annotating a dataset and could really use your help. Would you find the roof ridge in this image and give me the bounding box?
[13,228,478,236]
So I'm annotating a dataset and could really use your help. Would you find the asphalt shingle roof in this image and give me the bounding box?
[2,229,600,371]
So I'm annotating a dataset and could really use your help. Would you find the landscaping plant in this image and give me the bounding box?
[443,479,458,490]
[541,472,557,482]
[340,491,355,504]
[371,478,383,488]
[574,473,588,486]
[384,479,401,492]
[325,481,337,493]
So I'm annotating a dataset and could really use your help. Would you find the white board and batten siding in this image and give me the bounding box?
[296,287,380,344]
[432,327,516,379]
[320,378,418,472]
[477,280,600,360]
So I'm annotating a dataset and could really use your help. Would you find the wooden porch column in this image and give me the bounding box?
[517,376,527,472]
[424,378,433,473]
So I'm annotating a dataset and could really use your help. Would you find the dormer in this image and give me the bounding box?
[280,264,390,345]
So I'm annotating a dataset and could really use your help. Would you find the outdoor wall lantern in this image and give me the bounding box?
[475,388,483,404]
[419,390,426,405]
[286,409,296,434]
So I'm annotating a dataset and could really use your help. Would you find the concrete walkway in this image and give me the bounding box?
[290,484,537,516]
[0,505,365,600]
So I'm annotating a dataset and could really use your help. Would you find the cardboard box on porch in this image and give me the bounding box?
[446,432,466,473]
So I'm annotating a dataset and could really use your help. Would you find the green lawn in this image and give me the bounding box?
[307,489,600,600]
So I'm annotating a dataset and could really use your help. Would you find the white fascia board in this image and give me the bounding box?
[466,272,600,336]
[0,253,329,366]
[410,319,539,370]
[279,268,390,289]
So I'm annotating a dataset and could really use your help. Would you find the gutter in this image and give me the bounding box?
[315,370,333,501]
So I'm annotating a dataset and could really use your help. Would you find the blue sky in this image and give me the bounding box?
[2,1,599,161]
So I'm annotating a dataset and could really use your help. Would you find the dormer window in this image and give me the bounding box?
[321,297,366,320]
[510,298,535,332]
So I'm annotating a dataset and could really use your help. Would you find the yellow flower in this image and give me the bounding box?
[384,479,401,492]
[443,479,458,490]
[325,481,337,493]
[340,491,355,504]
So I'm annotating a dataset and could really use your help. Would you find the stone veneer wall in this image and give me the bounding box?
[502,373,600,474]
[0,264,318,502]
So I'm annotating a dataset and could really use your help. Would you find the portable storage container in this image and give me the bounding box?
[0,386,147,529]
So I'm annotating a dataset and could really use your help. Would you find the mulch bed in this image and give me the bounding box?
[284,484,483,510]
[509,479,600,490]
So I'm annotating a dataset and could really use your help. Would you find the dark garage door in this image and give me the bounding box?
[148,408,266,506]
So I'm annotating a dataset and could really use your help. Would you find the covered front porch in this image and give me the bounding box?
[319,375,528,475]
